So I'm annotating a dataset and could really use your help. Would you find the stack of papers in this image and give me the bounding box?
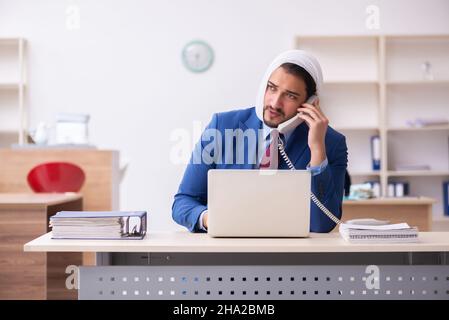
[339,222,419,243]
[50,211,147,240]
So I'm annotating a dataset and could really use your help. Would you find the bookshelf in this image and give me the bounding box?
[0,38,27,146]
[295,35,449,218]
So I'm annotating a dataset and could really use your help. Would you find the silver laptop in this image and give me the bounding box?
[207,169,311,237]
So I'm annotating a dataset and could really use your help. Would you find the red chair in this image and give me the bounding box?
[27,162,86,193]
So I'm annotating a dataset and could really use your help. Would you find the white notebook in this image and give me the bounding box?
[339,222,419,243]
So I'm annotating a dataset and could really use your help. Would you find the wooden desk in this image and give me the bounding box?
[0,148,119,268]
[342,197,435,231]
[0,193,82,300]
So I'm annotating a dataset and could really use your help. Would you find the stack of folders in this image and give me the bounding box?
[370,136,381,171]
[50,211,147,240]
[443,181,449,216]
[339,221,419,243]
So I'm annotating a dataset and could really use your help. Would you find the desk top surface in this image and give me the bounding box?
[0,193,82,208]
[24,231,449,253]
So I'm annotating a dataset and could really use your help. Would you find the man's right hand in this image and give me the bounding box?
[202,212,209,230]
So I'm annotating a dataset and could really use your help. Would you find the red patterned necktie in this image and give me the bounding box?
[259,129,280,169]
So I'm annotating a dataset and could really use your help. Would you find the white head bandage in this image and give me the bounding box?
[255,50,323,121]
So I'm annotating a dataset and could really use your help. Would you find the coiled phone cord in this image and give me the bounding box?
[277,137,342,226]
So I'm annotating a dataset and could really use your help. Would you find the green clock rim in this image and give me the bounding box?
[182,40,214,73]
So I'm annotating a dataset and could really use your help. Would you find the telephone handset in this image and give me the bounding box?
[277,95,318,134]
[275,94,342,226]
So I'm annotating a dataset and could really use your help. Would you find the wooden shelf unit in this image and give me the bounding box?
[0,38,27,146]
[295,34,449,218]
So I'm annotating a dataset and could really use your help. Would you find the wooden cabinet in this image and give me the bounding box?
[0,193,82,299]
[342,197,435,232]
[0,148,120,211]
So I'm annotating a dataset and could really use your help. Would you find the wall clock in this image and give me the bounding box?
[182,40,214,73]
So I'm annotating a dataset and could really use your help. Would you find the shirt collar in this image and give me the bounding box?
[262,121,295,143]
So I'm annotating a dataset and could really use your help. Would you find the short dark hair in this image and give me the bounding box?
[280,63,316,99]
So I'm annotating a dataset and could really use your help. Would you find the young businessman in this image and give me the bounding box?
[172,50,348,233]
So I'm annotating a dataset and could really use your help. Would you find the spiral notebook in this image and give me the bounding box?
[49,211,147,240]
[339,222,419,243]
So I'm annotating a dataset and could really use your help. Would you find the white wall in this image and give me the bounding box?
[1,0,448,230]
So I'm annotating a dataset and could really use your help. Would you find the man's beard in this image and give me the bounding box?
[263,105,285,128]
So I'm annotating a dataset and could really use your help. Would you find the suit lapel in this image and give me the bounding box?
[238,109,262,169]
[280,122,309,169]
[232,109,309,169]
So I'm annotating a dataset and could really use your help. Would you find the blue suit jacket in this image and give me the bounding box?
[172,107,348,233]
